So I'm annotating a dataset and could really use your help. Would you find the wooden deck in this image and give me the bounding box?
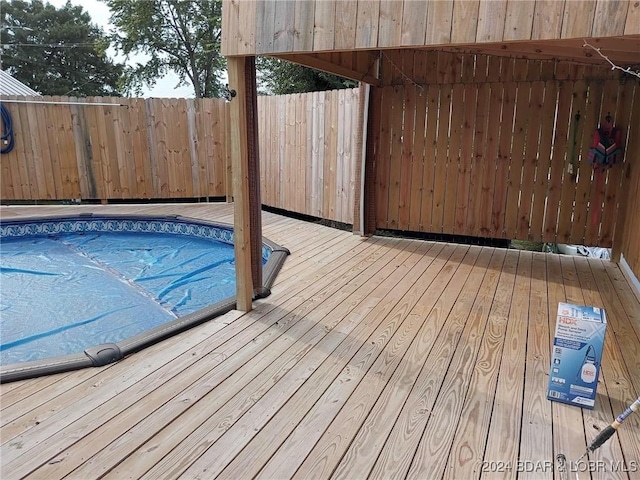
[1,203,639,480]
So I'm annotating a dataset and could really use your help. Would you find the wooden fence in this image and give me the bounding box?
[1,91,358,224]
[1,96,231,201]
[371,52,639,248]
[3,75,638,254]
[258,89,359,224]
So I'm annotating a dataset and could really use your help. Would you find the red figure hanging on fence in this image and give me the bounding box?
[587,115,623,171]
[587,115,623,229]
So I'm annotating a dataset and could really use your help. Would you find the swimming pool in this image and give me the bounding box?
[0,214,289,382]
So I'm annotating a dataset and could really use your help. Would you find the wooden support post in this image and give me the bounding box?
[244,56,264,295]
[228,56,259,311]
[225,102,233,203]
[363,85,379,236]
[352,82,370,235]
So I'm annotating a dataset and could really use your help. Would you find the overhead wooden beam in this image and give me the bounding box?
[275,53,381,85]
[227,56,256,311]
[439,36,640,65]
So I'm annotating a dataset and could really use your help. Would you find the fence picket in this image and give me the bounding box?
[2,77,635,246]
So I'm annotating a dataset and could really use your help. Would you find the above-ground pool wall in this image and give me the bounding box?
[367,50,639,248]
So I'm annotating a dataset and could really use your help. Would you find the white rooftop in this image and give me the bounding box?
[0,70,40,96]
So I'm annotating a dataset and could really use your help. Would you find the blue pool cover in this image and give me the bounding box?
[0,214,289,382]
[1,231,243,365]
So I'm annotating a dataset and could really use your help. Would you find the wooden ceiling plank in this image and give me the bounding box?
[451,0,480,43]
[400,0,428,46]
[313,0,336,51]
[592,0,630,37]
[476,0,508,43]
[377,0,404,48]
[334,0,358,50]
[425,0,454,45]
[293,0,315,52]
[504,0,536,41]
[273,1,296,53]
[355,0,380,49]
[626,0,640,34]
[532,0,565,40]
[561,0,596,39]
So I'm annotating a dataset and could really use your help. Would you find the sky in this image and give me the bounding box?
[48,0,194,98]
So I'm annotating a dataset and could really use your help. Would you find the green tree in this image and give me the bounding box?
[0,0,123,96]
[257,57,357,95]
[105,0,225,98]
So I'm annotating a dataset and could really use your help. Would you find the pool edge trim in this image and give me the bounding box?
[0,213,290,383]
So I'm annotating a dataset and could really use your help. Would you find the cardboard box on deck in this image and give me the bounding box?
[547,302,607,409]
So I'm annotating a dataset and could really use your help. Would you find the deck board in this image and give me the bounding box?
[1,203,639,480]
